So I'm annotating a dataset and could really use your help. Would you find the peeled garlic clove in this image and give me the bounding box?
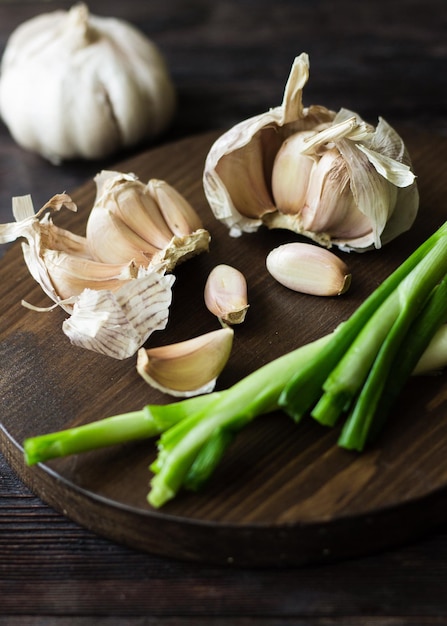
[0,4,175,163]
[63,270,175,360]
[137,327,234,397]
[203,53,419,252]
[204,264,249,324]
[266,242,351,296]
[86,170,210,271]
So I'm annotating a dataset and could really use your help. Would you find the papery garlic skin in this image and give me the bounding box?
[3,194,141,313]
[63,270,175,360]
[204,264,249,324]
[266,242,351,296]
[86,171,210,271]
[0,4,176,163]
[137,327,234,397]
[203,52,419,252]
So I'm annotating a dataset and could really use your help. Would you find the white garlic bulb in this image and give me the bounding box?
[203,53,419,252]
[0,4,176,164]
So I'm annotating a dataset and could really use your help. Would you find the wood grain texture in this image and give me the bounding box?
[1,129,447,567]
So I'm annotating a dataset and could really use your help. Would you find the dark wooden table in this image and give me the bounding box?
[1,1,447,623]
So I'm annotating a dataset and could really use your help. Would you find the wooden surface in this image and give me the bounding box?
[2,128,447,570]
[1,0,447,623]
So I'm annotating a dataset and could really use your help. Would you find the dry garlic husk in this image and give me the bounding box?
[63,271,175,359]
[266,242,351,296]
[0,4,175,163]
[1,194,139,313]
[0,194,175,359]
[204,264,249,324]
[86,171,210,271]
[137,327,234,397]
[203,52,419,252]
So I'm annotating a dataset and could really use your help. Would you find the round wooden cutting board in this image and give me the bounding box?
[1,130,447,567]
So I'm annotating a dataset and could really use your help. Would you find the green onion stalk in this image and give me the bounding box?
[279,221,447,422]
[23,393,220,466]
[317,241,447,424]
[339,274,447,449]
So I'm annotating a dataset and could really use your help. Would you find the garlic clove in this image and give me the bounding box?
[300,148,373,239]
[42,249,139,300]
[62,270,175,360]
[147,178,204,236]
[204,264,249,324]
[42,222,92,259]
[87,171,172,264]
[111,182,173,249]
[266,242,351,296]
[203,53,419,252]
[212,130,278,223]
[87,202,162,267]
[136,327,234,397]
[87,170,210,271]
[271,130,317,215]
[145,178,211,270]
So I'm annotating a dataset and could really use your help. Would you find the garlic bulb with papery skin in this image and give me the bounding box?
[203,53,419,252]
[0,194,175,360]
[86,171,210,271]
[0,4,175,164]
[0,194,138,313]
